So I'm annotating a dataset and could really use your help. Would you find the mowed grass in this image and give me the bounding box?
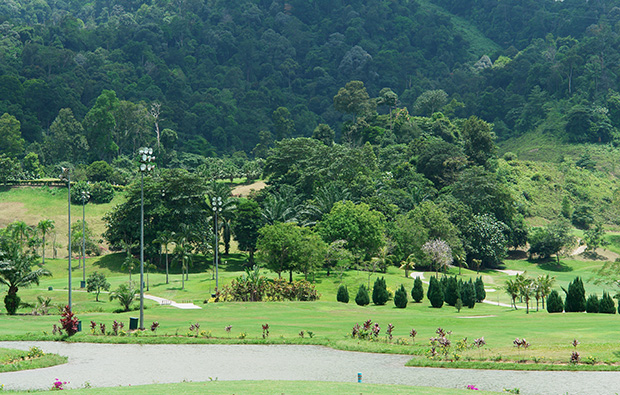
[3,186,620,370]
[0,347,67,372]
[55,380,498,395]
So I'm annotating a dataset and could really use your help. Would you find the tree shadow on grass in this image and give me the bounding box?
[581,251,609,261]
[537,260,573,272]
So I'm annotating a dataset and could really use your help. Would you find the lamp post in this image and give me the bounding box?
[80,188,90,288]
[211,196,223,291]
[138,147,155,330]
[59,167,72,308]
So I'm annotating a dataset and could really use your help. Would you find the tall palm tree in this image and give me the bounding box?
[154,230,173,284]
[516,273,534,314]
[504,278,519,310]
[536,274,555,310]
[173,243,191,290]
[301,183,352,226]
[8,221,34,250]
[36,219,55,265]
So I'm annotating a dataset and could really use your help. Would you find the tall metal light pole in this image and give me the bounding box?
[60,167,72,308]
[139,147,155,330]
[81,188,90,288]
[211,196,222,291]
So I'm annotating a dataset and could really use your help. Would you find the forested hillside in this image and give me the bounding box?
[1,0,619,159]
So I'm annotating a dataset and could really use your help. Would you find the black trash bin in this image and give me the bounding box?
[80,281,86,288]
[77,320,82,332]
[129,317,138,330]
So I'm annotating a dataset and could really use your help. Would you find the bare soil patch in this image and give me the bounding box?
[231,181,267,197]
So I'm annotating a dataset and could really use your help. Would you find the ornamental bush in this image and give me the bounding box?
[600,291,616,314]
[337,284,349,303]
[394,284,408,308]
[427,276,444,308]
[547,290,564,313]
[372,277,389,305]
[411,276,424,302]
[585,294,599,313]
[355,284,370,306]
[4,293,20,315]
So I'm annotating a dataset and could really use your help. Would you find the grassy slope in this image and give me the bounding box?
[497,142,620,227]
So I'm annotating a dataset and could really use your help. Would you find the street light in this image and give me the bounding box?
[138,147,155,330]
[59,167,72,308]
[80,187,90,288]
[211,196,223,291]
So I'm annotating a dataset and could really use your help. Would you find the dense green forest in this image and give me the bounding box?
[1,0,620,157]
[2,0,620,274]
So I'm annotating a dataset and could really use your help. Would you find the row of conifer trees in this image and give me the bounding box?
[336,275,486,310]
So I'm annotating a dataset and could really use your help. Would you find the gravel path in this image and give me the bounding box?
[1,342,620,394]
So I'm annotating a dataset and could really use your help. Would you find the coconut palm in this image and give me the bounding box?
[504,278,519,310]
[536,274,555,310]
[154,230,173,284]
[516,273,535,314]
[36,219,55,265]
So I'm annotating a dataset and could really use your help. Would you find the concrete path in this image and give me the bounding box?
[0,341,619,394]
[143,294,201,309]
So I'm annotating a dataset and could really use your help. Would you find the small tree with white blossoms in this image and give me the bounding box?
[422,239,452,278]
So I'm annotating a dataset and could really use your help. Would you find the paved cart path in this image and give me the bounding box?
[1,342,620,394]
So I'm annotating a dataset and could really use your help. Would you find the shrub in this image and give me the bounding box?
[355,284,370,306]
[221,276,318,302]
[585,294,599,313]
[4,293,20,315]
[600,291,616,314]
[90,181,115,204]
[443,276,459,306]
[427,276,444,308]
[547,290,564,313]
[394,284,408,308]
[564,277,586,312]
[372,277,389,305]
[411,276,424,302]
[59,305,79,336]
[475,277,486,302]
[336,284,349,303]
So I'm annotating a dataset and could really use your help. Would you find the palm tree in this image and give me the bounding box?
[0,232,52,315]
[120,239,138,282]
[36,219,55,265]
[301,184,352,226]
[154,230,173,284]
[261,190,298,225]
[536,274,555,310]
[504,278,519,310]
[173,243,191,290]
[109,282,136,312]
[516,273,534,314]
[7,221,34,249]
[399,253,416,279]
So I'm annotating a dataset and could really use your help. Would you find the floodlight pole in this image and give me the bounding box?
[138,147,154,331]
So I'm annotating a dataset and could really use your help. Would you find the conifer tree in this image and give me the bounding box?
[564,277,586,312]
[337,284,349,303]
[475,276,486,302]
[444,276,459,306]
[411,277,424,302]
[547,290,564,313]
[585,294,599,313]
[355,284,370,306]
[394,284,408,308]
[600,291,615,314]
[372,276,389,305]
[427,276,444,308]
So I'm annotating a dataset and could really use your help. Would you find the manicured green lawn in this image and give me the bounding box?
[0,347,67,372]
[54,380,498,394]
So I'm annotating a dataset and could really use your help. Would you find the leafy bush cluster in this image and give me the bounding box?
[70,181,115,205]
[221,277,318,302]
[426,275,484,309]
